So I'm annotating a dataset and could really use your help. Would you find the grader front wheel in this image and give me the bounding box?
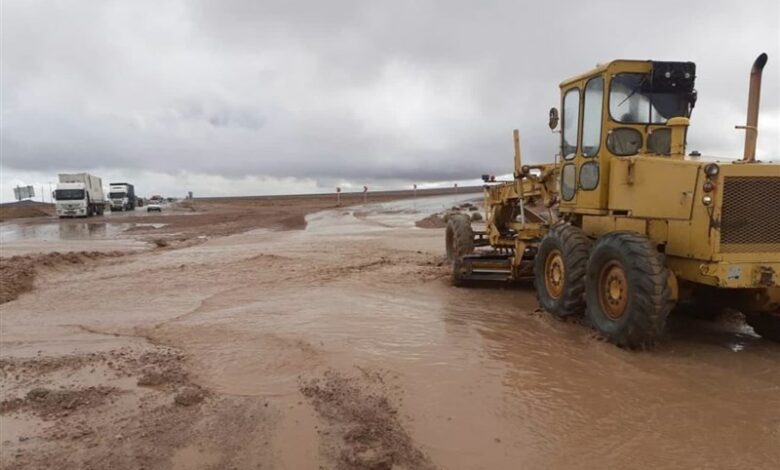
[585,232,672,349]
[533,224,591,317]
[445,214,474,262]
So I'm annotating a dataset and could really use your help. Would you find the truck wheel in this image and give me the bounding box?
[445,215,474,262]
[534,224,591,317]
[745,312,780,342]
[585,232,671,348]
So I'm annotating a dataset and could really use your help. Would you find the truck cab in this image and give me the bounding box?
[109,183,136,212]
[54,183,90,217]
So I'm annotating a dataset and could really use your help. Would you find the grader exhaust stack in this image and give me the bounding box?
[737,53,768,162]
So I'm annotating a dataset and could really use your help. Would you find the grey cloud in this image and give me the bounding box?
[2,0,778,196]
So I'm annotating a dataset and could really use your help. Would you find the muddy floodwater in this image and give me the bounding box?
[1,194,779,469]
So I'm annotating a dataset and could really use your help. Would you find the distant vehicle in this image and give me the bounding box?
[54,173,106,218]
[108,182,136,211]
[147,201,162,212]
[137,198,144,207]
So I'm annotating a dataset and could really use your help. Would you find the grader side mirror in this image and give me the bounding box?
[548,107,559,130]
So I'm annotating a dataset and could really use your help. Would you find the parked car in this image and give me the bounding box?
[147,201,162,212]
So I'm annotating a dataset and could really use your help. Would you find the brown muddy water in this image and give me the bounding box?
[1,195,779,469]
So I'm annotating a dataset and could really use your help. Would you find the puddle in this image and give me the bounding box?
[304,193,482,234]
[0,222,132,243]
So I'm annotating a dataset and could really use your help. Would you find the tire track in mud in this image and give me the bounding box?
[301,368,437,470]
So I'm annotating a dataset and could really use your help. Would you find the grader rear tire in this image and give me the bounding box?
[745,312,780,343]
[533,224,591,317]
[585,232,672,349]
[445,215,474,262]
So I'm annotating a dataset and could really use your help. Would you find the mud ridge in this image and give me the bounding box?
[0,386,120,419]
[301,368,436,470]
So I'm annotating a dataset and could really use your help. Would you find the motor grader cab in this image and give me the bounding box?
[446,54,780,348]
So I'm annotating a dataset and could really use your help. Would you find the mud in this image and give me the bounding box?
[302,369,435,470]
[415,214,447,229]
[0,251,125,304]
[0,386,119,418]
[1,193,779,469]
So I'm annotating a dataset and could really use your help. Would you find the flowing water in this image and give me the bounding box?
[2,194,778,469]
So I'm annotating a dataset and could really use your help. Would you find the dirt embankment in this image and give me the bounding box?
[0,251,125,304]
[0,202,55,222]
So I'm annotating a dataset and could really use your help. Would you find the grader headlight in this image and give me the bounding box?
[704,163,720,178]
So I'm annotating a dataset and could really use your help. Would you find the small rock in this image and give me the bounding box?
[26,388,50,401]
[174,387,205,407]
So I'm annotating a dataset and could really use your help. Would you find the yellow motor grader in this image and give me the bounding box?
[446,54,780,348]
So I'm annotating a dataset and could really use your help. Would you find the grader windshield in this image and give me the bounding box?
[609,61,697,124]
[610,74,693,123]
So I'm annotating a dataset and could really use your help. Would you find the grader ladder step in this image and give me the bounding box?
[456,254,513,282]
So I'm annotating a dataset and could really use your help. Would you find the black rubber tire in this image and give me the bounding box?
[745,312,780,343]
[445,214,474,262]
[451,256,467,287]
[585,232,672,349]
[533,223,591,317]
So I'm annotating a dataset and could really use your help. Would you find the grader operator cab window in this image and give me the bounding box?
[647,128,672,155]
[561,164,576,200]
[607,128,643,155]
[582,77,604,157]
[562,88,580,160]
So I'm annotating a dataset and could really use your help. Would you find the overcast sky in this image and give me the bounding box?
[2,0,778,201]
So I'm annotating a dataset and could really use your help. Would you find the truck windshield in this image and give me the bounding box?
[109,192,126,198]
[609,73,691,124]
[55,189,85,200]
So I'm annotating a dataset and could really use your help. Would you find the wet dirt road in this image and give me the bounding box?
[1,195,779,469]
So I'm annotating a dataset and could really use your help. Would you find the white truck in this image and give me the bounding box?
[108,182,136,211]
[54,173,106,218]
